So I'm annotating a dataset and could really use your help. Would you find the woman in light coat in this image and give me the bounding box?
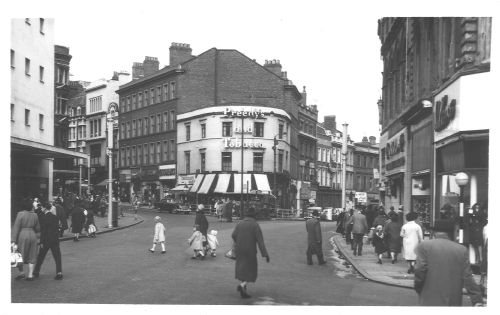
[401,212,423,274]
[149,216,166,254]
[188,225,205,259]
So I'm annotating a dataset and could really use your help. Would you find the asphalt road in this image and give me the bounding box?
[11,207,418,306]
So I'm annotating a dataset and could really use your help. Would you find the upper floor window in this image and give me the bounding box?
[39,66,44,83]
[221,152,232,172]
[278,122,284,139]
[170,82,176,99]
[10,50,15,68]
[39,114,44,130]
[163,112,168,131]
[150,88,155,104]
[143,117,149,135]
[25,58,30,75]
[201,123,206,139]
[144,90,149,106]
[138,92,143,108]
[11,104,14,122]
[170,110,175,129]
[254,122,264,137]
[24,109,30,126]
[157,86,161,102]
[185,123,191,141]
[39,18,45,34]
[253,152,263,172]
[163,84,169,101]
[150,115,155,134]
[185,151,191,174]
[200,152,206,173]
[132,94,136,110]
[222,122,232,137]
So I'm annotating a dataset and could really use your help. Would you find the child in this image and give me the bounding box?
[371,225,387,264]
[149,216,166,254]
[207,230,219,257]
[87,222,97,238]
[133,195,139,221]
[188,225,205,260]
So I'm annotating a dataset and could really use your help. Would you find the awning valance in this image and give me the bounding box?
[171,185,190,192]
[190,174,204,193]
[214,174,231,194]
[198,174,216,194]
[254,174,271,192]
[233,173,252,194]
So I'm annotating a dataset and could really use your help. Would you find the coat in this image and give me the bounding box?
[414,236,483,306]
[71,207,86,233]
[39,211,60,246]
[55,204,68,230]
[194,212,209,236]
[400,221,423,260]
[188,230,204,251]
[347,212,368,234]
[231,217,268,283]
[384,221,402,253]
[12,210,40,264]
[372,232,387,254]
[153,222,166,242]
[306,217,322,244]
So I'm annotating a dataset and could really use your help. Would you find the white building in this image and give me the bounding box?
[11,18,88,212]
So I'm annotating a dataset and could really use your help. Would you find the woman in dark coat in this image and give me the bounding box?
[371,224,387,264]
[372,208,388,228]
[194,204,209,248]
[384,214,403,263]
[231,207,270,298]
[71,200,86,241]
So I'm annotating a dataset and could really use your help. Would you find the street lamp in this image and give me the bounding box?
[273,136,278,213]
[107,103,118,228]
[455,172,469,244]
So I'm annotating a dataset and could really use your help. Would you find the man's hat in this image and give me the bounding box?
[312,209,319,217]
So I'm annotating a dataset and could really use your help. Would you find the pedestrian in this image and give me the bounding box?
[414,220,484,306]
[306,209,326,265]
[133,194,140,221]
[33,203,63,280]
[11,199,40,281]
[384,213,402,263]
[231,207,270,299]
[188,224,205,259]
[397,205,404,224]
[53,199,68,237]
[149,216,166,254]
[372,207,388,228]
[387,206,396,219]
[84,208,96,238]
[346,207,368,256]
[401,212,423,274]
[371,225,386,264]
[344,208,354,247]
[224,200,233,223]
[207,230,219,257]
[70,199,86,242]
[336,208,346,235]
[216,200,223,222]
[365,205,376,230]
[195,204,209,249]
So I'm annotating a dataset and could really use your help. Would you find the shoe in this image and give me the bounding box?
[33,272,39,278]
[191,256,197,259]
[307,262,313,265]
[161,251,166,254]
[391,259,396,264]
[358,253,362,256]
[407,268,414,274]
[377,259,382,264]
[25,277,34,281]
[237,285,251,299]
[353,252,357,256]
[54,273,63,280]
[319,261,327,265]
[149,249,154,253]
[15,274,25,280]
[211,253,216,257]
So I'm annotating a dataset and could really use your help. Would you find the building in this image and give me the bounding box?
[85,71,130,195]
[353,136,380,207]
[11,18,87,217]
[378,17,492,245]
[315,124,335,208]
[118,44,307,209]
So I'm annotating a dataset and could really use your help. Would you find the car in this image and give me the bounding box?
[155,199,181,213]
[304,206,322,220]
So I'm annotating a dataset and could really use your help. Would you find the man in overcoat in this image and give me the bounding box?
[34,203,63,280]
[414,220,483,306]
[231,207,270,299]
[194,204,209,247]
[346,207,368,256]
[306,209,326,265]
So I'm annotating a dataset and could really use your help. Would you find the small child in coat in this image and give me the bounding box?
[371,225,387,264]
[207,230,219,257]
[149,216,166,254]
[188,225,205,260]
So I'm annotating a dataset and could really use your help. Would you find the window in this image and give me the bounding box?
[285,151,289,170]
[157,86,161,102]
[10,50,15,68]
[163,112,168,130]
[278,122,284,139]
[163,84,168,101]
[170,82,176,99]
[137,145,142,165]
[150,88,155,104]
[150,115,155,133]
[137,119,142,137]
[253,152,263,172]
[24,109,30,126]
[278,149,284,172]
[138,92,143,108]
[90,144,101,166]
[144,90,149,106]
[200,152,206,172]
[222,152,232,172]
[132,120,136,137]
[132,94,136,110]
[157,114,162,132]
[150,143,155,165]
[254,122,264,137]
[185,124,191,141]
[170,139,175,160]
[185,151,191,174]
[11,104,14,121]
[156,142,161,164]
[144,117,148,135]
[120,148,125,167]
[162,141,168,162]
[126,147,131,166]
[126,122,131,138]
[25,58,30,75]
[39,18,44,34]
[144,144,149,164]
[25,18,30,25]
[39,114,44,130]
[126,97,131,112]
[222,122,232,137]
[201,123,206,139]
[120,123,125,139]
[170,110,175,129]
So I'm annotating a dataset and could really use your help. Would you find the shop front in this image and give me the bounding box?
[433,72,491,266]
[380,128,407,212]
[159,164,176,199]
[140,165,160,204]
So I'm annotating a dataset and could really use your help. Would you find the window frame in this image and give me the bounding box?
[25,58,30,76]
[221,152,232,172]
[24,109,30,126]
[254,122,264,137]
[222,122,232,137]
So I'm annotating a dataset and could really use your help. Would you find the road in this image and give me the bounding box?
[11,207,418,305]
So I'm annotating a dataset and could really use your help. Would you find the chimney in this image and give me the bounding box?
[310,105,317,112]
[362,136,369,143]
[301,86,307,106]
[323,115,337,132]
[143,56,159,76]
[263,59,282,76]
[132,62,144,80]
[369,136,376,145]
[169,42,193,66]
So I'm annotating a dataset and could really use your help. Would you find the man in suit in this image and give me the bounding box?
[34,203,63,280]
[306,210,326,265]
[414,220,483,306]
[347,207,368,256]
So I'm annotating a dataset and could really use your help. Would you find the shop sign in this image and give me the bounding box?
[177,175,195,185]
[434,95,457,132]
[373,168,380,179]
[386,157,405,171]
[224,107,266,119]
[234,126,253,134]
[223,138,264,149]
[355,192,367,203]
[300,182,311,199]
[159,164,176,179]
[385,133,405,159]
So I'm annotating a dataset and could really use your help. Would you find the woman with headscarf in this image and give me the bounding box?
[401,212,423,273]
[384,213,403,263]
[231,207,270,298]
[71,199,86,242]
[11,200,41,280]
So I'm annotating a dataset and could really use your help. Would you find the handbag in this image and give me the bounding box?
[225,246,236,260]
[11,245,23,268]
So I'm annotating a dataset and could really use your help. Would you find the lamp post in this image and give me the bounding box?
[240,115,244,220]
[106,103,118,228]
[341,123,348,210]
[273,136,278,212]
[455,172,469,244]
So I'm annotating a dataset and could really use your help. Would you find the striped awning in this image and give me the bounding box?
[254,174,271,192]
[190,174,205,193]
[197,174,216,194]
[233,173,252,194]
[214,173,231,194]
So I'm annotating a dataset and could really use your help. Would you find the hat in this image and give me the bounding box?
[197,204,204,211]
[154,216,161,221]
[312,209,319,217]
[209,230,218,236]
[431,220,455,233]
[245,207,256,217]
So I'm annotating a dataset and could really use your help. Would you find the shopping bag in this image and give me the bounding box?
[11,245,23,268]
[225,248,236,260]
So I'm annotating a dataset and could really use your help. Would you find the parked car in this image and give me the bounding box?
[155,199,180,213]
[304,206,322,220]
[320,207,333,221]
